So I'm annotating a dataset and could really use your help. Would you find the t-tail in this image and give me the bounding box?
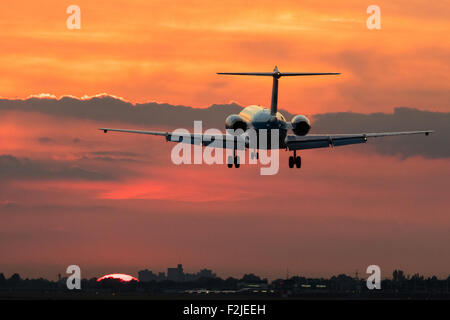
[217,66,340,115]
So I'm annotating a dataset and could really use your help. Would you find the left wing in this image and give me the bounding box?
[99,128,245,149]
[286,130,434,150]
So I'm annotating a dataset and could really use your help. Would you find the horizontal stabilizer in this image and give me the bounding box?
[218,66,340,114]
[217,72,340,77]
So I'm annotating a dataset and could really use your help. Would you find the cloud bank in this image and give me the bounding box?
[0,95,447,159]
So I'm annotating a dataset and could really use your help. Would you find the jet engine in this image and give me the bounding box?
[291,115,311,136]
[225,114,248,133]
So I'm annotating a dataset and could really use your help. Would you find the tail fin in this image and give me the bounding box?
[218,66,340,115]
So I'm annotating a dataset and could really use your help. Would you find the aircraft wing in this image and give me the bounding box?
[99,128,245,149]
[286,130,434,150]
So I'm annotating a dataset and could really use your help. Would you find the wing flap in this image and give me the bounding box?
[331,136,367,146]
[287,138,331,150]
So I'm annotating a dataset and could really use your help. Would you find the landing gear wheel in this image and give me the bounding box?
[234,156,240,168]
[227,156,233,168]
[251,151,259,160]
[295,156,301,168]
[289,156,294,168]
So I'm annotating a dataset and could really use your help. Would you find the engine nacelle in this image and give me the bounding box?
[225,114,248,133]
[291,115,311,136]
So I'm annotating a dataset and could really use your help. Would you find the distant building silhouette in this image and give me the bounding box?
[197,268,216,279]
[138,265,217,282]
[157,272,166,282]
[138,269,157,282]
[167,264,185,282]
[185,268,217,281]
[1,267,450,298]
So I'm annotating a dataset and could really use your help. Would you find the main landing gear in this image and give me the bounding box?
[227,150,240,168]
[289,150,301,169]
[227,150,257,168]
[226,150,302,169]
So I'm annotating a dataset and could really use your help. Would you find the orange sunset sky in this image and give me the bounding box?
[0,0,449,113]
[0,1,449,281]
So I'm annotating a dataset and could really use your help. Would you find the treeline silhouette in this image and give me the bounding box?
[1,270,449,298]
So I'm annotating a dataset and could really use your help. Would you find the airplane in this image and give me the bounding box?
[99,66,433,169]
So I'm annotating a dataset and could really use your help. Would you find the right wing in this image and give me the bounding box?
[286,130,434,150]
[99,128,245,149]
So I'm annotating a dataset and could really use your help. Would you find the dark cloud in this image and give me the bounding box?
[0,96,243,129]
[77,151,142,163]
[0,96,447,159]
[90,151,140,157]
[0,154,111,180]
[311,107,449,159]
[38,137,54,144]
[80,156,138,163]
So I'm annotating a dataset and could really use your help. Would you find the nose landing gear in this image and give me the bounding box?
[289,150,301,169]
